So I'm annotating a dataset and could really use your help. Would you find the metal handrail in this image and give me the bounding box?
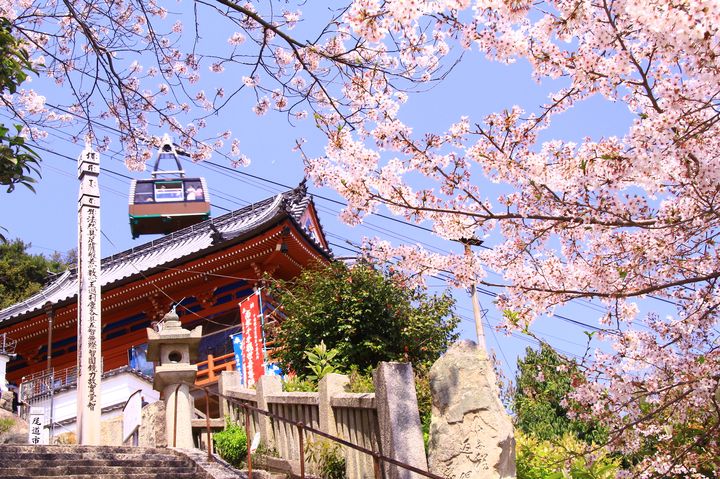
[0,333,17,355]
[177,382,445,479]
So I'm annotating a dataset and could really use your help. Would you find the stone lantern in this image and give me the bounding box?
[146,308,202,448]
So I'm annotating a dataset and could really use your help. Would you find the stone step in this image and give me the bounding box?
[0,454,191,465]
[0,458,189,468]
[0,450,186,461]
[0,445,173,455]
[0,464,201,475]
[0,452,187,461]
[0,445,213,479]
[2,474,204,479]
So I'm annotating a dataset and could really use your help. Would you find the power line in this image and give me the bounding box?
[21,111,683,320]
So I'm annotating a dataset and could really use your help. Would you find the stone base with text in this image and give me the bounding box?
[428,340,515,479]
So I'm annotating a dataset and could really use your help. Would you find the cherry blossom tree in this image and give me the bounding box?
[2,0,720,476]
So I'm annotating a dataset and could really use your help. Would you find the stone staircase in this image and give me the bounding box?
[0,444,213,479]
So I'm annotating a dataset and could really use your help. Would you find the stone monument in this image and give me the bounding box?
[428,340,515,479]
[77,141,102,445]
[146,308,202,448]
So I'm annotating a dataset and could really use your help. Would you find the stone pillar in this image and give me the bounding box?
[0,353,11,412]
[164,383,195,448]
[374,362,427,479]
[428,340,515,479]
[256,375,282,447]
[146,309,202,449]
[0,354,9,392]
[319,373,349,437]
[76,140,102,445]
[218,370,242,420]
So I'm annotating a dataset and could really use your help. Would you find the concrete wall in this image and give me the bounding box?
[24,370,159,442]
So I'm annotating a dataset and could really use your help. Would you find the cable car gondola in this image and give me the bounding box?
[128,134,210,238]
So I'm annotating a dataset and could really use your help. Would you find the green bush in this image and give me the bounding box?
[283,375,317,392]
[305,438,346,479]
[213,419,248,468]
[306,341,340,382]
[0,417,14,434]
[345,365,375,393]
[516,431,620,479]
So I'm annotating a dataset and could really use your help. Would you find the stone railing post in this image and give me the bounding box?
[374,362,428,479]
[218,370,241,420]
[256,374,282,447]
[319,373,349,436]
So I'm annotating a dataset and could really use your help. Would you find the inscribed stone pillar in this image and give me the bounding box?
[374,362,428,479]
[76,141,102,445]
[428,340,515,479]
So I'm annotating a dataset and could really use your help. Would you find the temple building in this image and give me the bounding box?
[0,182,331,436]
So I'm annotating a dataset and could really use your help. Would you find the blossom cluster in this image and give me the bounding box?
[2,0,719,474]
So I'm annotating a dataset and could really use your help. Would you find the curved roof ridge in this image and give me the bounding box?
[0,269,73,320]
[218,192,284,236]
[0,183,331,326]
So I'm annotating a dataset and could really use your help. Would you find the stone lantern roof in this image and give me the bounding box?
[146,309,203,364]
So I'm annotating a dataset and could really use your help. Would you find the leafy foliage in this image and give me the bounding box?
[345,365,375,393]
[0,239,72,309]
[213,419,248,469]
[305,438,346,479]
[512,344,605,444]
[516,432,620,479]
[0,18,40,196]
[282,375,317,392]
[305,341,340,383]
[0,417,14,435]
[270,261,459,376]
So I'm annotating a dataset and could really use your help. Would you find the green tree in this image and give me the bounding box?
[0,19,40,195]
[0,239,71,309]
[512,343,605,444]
[269,261,459,375]
[0,18,41,242]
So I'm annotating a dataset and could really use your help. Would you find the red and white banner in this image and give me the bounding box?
[240,292,264,387]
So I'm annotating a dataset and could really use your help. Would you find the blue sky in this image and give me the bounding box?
[0,3,643,381]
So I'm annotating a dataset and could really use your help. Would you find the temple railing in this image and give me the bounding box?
[0,333,17,356]
[194,352,235,386]
[216,365,433,479]
[19,366,80,403]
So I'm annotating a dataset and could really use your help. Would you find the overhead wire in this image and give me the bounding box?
[34,130,643,338]
[20,110,680,340]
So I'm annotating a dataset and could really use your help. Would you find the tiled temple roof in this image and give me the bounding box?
[0,183,331,325]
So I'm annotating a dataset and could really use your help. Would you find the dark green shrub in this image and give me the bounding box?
[213,419,248,468]
[305,438,346,479]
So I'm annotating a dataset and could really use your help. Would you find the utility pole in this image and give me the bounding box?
[461,237,487,354]
[76,140,102,445]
